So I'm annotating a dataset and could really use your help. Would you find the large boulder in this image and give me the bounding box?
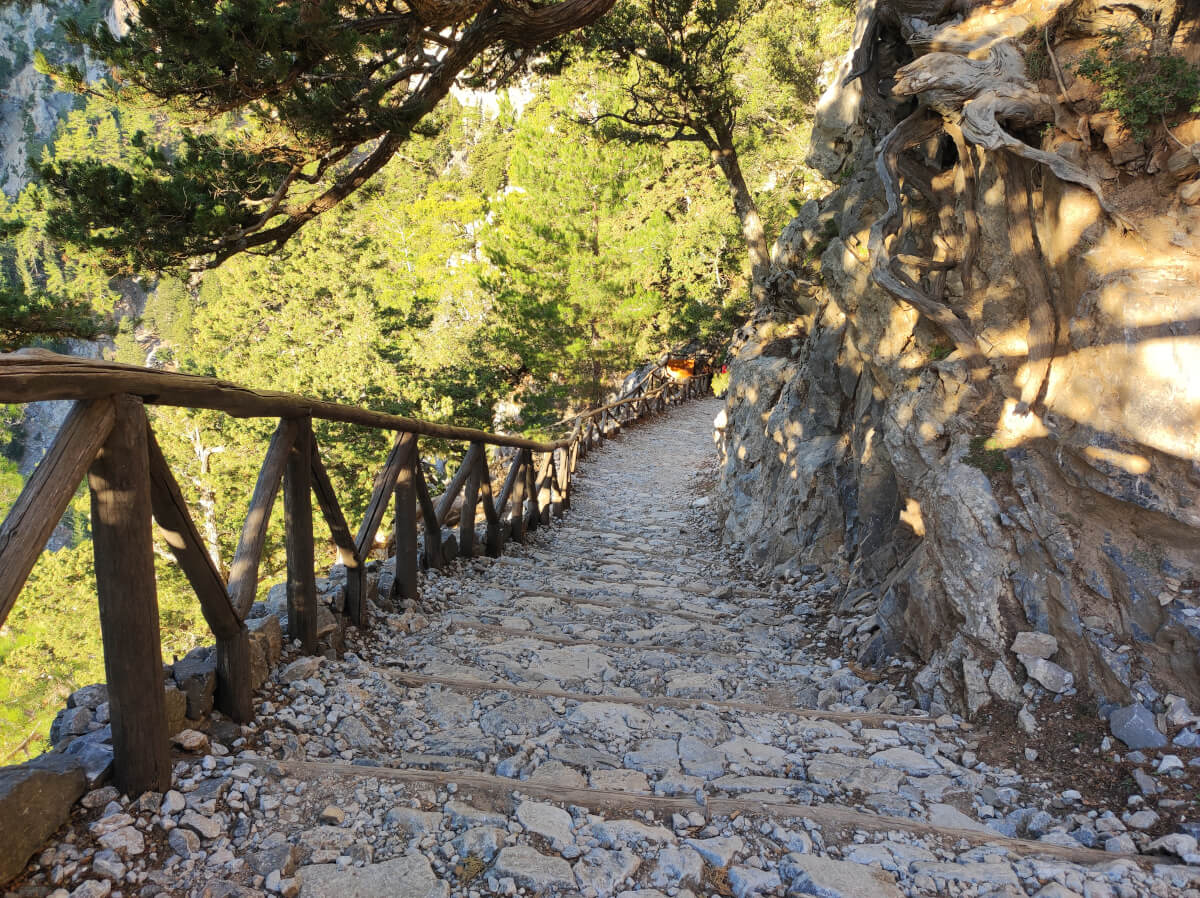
[172,647,217,720]
[0,753,86,883]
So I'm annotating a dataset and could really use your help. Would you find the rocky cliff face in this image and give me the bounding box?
[0,0,126,196]
[717,0,1200,719]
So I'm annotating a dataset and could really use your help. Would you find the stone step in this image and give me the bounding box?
[445,619,757,658]
[449,587,726,622]
[381,669,932,725]
[246,757,1137,869]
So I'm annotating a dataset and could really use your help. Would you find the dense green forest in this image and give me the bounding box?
[0,0,851,759]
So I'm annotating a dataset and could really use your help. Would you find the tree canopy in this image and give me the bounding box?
[35,0,617,273]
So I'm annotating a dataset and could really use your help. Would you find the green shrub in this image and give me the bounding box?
[965,436,1010,474]
[1076,30,1200,141]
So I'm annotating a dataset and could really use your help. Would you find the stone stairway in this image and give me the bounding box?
[14,400,1200,898]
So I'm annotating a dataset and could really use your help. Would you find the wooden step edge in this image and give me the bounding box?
[381,669,933,726]
[445,620,741,658]
[247,756,1141,869]
[448,595,716,625]
[446,620,835,667]
[478,566,777,601]
[496,550,709,579]
[498,589,724,622]
[550,526,696,545]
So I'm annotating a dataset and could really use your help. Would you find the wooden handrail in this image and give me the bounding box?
[0,344,712,796]
[0,350,574,451]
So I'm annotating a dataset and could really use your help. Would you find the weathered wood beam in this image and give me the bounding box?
[434,442,480,527]
[284,417,317,652]
[493,452,522,518]
[145,422,255,722]
[0,399,114,629]
[88,395,171,795]
[509,453,527,544]
[393,448,419,601]
[145,424,240,640]
[0,350,571,451]
[354,432,414,562]
[228,418,300,618]
[458,442,483,558]
[477,452,502,558]
[524,452,540,533]
[309,440,363,624]
[413,462,443,570]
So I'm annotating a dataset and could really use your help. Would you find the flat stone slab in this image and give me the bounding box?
[781,852,905,897]
[910,861,1022,887]
[491,845,576,891]
[515,800,574,845]
[298,854,448,897]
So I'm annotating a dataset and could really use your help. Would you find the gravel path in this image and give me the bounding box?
[17,399,1200,898]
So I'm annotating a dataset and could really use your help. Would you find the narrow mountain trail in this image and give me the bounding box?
[18,400,1197,898]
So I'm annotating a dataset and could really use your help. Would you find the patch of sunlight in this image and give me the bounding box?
[900,497,926,537]
[860,427,876,465]
[991,398,1050,448]
[1084,445,1151,475]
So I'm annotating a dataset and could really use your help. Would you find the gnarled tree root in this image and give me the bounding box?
[869,111,991,380]
[998,153,1058,415]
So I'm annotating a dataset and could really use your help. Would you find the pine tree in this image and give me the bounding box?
[35,0,618,273]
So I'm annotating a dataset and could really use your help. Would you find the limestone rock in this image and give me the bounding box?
[451,826,504,862]
[280,656,323,683]
[780,851,904,897]
[649,847,703,887]
[1011,632,1058,660]
[573,847,641,895]
[173,647,217,720]
[515,800,573,845]
[962,658,991,716]
[988,663,1022,705]
[1019,657,1073,694]
[684,835,742,867]
[728,866,781,898]
[0,753,86,883]
[1110,704,1167,750]
[163,684,189,736]
[490,845,575,891]
[297,854,448,898]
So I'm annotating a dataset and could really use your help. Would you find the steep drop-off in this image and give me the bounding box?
[718,0,1200,718]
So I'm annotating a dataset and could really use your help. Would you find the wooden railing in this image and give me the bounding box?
[0,348,711,794]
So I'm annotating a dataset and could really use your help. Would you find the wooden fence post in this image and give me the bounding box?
[459,441,482,557]
[310,442,364,635]
[393,446,419,601]
[413,462,442,570]
[536,452,553,524]
[524,450,540,532]
[146,424,253,723]
[88,394,171,795]
[0,400,114,628]
[478,451,502,558]
[284,417,317,654]
[510,453,527,543]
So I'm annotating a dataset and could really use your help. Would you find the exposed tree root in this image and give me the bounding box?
[866,32,1138,398]
[944,121,979,303]
[893,43,1134,231]
[870,111,991,378]
[998,153,1058,414]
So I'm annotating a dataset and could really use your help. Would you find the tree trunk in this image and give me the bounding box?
[710,120,771,311]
